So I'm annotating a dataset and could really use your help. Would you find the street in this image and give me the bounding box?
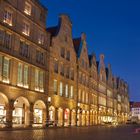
[0,125,140,140]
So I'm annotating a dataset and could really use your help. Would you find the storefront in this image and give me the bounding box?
[33,100,46,125]
[64,108,70,126]
[0,93,8,126]
[49,106,55,121]
[12,107,24,124]
[13,97,30,126]
[34,109,43,124]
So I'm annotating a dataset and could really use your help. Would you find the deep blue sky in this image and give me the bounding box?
[40,0,140,101]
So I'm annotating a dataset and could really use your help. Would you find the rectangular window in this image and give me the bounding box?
[0,29,4,45]
[4,32,12,49]
[39,71,44,92]
[3,10,12,26]
[0,55,10,83]
[70,86,74,99]
[22,22,30,36]
[82,91,85,103]
[17,63,28,88]
[60,64,64,76]
[20,41,30,58]
[17,63,23,86]
[86,93,88,104]
[54,60,58,73]
[60,48,65,58]
[35,69,39,90]
[3,57,10,83]
[23,65,28,88]
[66,67,69,78]
[24,2,31,15]
[35,69,44,92]
[36,50,44,64]
[60,82,63,96]
[78,89,81,102]
[66,51,70,61]
[65,84,68,97]
[38,33,44,45]
[53,79,57,94]
[71,69,74,80]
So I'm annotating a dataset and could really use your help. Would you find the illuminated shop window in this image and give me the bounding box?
[0,106,6,120]
[22,22,30,36]
[35,69,44,92]
[17,63,29,88]
[12,108,23,124]
[34,109,43,124]
[24,2,31,15]
[3,10,12,26]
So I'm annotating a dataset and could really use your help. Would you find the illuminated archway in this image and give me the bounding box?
[0,93,8,126]
[49,106,55,121]
[64,108,70,126]
[13,96,30,126]
[33,100,46,124]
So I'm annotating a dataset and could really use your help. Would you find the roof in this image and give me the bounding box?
[130,102,140,108]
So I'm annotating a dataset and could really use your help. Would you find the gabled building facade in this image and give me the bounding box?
[0,0,129,128]
[47,15,77,127]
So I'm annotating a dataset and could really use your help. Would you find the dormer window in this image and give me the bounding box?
[24,2,31,15]
[3,10,12,26]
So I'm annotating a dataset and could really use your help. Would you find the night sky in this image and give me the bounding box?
[40,0,140,101]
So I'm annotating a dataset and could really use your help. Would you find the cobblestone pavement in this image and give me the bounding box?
[0,125,140,140]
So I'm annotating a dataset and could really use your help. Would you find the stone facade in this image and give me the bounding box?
[0,0,129,128]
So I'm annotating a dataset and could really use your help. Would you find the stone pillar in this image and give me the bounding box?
[29,103,34,127]
[69,110,72,126]
[5,100,14,128]
[43,108,46,126]
[55,108,58,126]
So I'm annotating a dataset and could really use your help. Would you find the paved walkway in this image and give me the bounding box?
[0,125,140,140]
